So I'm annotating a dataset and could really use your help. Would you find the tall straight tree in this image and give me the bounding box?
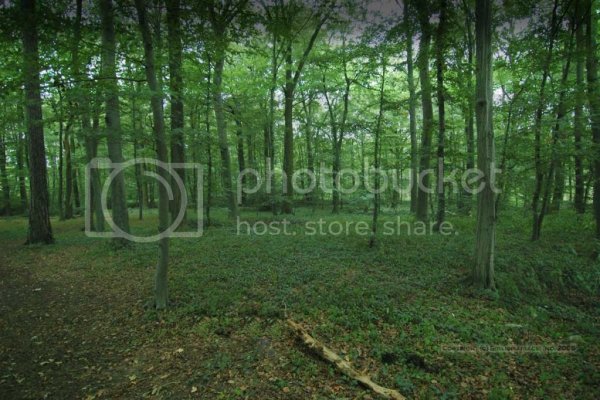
[404,2,418,213]
[0,133,10,215]
[280,1,331,214]
[414,0,434,222]
[472,0,495,290]
[586,0,600,237]
[573,0,586,214]
[166,0,186,225]
[206,0,247,219]
[99,0,130,245]
[434,0,447,231]
[21,0,53,244]
[134,0,170,309]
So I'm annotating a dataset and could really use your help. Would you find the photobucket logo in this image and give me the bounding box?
[237,158,501,203]
[85,158,203,242]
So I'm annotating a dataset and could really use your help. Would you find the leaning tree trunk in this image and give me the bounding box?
[415,1,433,222]
[135,0,170,309]
[472,0,495,290]
[167,0,186,226]
[100,0,130,246]
[587,0,600,238]
[22,0,53,244]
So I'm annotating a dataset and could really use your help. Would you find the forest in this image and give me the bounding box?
[0,0,599,398]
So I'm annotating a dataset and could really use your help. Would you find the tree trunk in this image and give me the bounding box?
[167,0,186,226]
[135,0,170,309]
[233,102,246,205]
[205,57,213,226]
[369,54,386,248]
[213,45,239,218]
[531,0,559,241]
[461,0,475,215]
[100,0,130,246]
[574,0,586,214]
[0,133,10,216]
[586,0,600,238]
[435,0,447,231]
[282,41,294,214]
[415,1,433,222]
[405,4,418,214]
[472,0,495,290]
[22,0,53,244]
[16,131,28,213]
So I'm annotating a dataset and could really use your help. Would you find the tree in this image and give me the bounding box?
[472,0,495,290]
[404,2,418,214]
[586,0,600,238]
[573,0,586,214]
[414,0,434,222]
[22,0,53,244]
[99,0,130,246]
[206,0,247,219]
[434,0,447,231]
[279,1,331,214]
[166,0,186,225]
[134,0,170,309]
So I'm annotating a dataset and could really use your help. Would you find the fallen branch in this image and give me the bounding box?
[287,319,406,400]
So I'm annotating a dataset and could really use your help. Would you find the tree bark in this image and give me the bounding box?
[461,0,475,215]
[135,0,171,309]
[16,131,28,213]
[472,0,495,290]
[100,0,130,246]
[22,0,53,244]
[369,54,386,248]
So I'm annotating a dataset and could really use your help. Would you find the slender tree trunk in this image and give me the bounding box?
[473,0,495,290]
[415,1,433,222]
[574,0,586,214]
[205,58,213,226]
[435,0,447,231]
[301,95,315,203]
[135,0,170,309]
[234,102,246,205]
[369,54,386,248]
[462,0,475,214]
[0,133,10,216]
[167,0,186,226]
[64,123,73,219]
[531,0,559,241]
[587,0,600,238]
[213,44,239,218]
[282,41,294,214]
[17,131,28,213]
[56,95,64,220]
[405,4,418,214]
[100,0,130,246]
[267,32,277,213]
[22,0,53,244]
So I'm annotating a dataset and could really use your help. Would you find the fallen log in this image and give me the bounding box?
[286,319,406,400]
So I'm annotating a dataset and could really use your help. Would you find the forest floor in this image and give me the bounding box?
[0,206,598,399]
